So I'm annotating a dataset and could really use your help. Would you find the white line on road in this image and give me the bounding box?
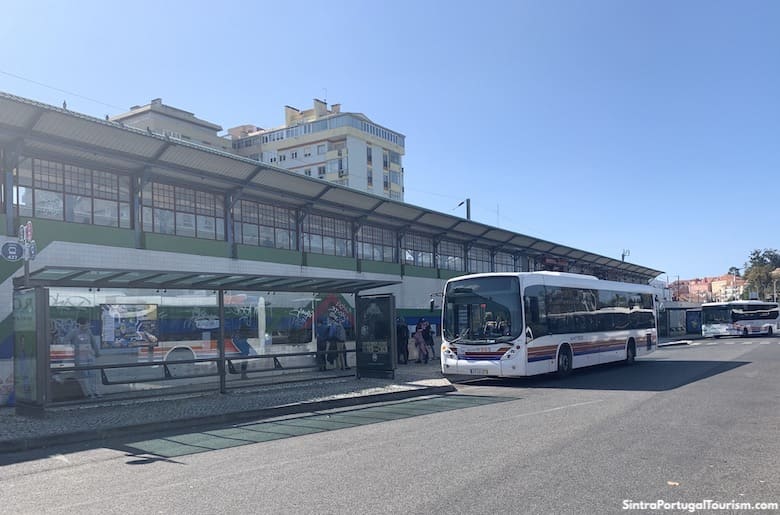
[51,454,71,464]
[505,399,604,421]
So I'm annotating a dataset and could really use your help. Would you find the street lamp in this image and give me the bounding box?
[457,198,471,220]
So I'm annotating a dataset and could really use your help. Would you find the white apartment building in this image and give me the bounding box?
[229,99,406,200]
[110,98,232,152]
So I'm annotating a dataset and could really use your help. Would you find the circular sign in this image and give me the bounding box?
[1,242,24,262]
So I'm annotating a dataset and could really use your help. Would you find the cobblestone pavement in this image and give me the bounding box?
[0,360,451,453]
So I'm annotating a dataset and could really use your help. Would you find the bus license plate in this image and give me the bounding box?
[469,368,489,375]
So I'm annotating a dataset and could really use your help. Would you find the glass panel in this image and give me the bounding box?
[34,190,63,220]
[197,215,215,240]
[65,194,92,224]
[93,198,118,227]
[154,208,175,234]
[176,212,196,237]
[119,203,131,229]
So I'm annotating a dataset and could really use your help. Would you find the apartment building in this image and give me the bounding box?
[229,99,405,200]
[672,274,747,302]
[110,98,232,152]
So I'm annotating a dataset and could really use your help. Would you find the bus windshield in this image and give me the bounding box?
[443,276,522,344]
[702,306,730,324]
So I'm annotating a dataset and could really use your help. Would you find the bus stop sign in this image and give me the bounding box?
[1,242,25,262]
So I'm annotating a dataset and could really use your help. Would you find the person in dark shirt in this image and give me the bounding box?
[395,317,409,364]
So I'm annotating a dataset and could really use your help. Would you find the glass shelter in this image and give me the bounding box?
[13,266,398,414]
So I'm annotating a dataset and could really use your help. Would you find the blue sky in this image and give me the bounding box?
[1,0,778,282]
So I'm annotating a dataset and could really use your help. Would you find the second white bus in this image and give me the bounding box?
[440,272,657,378]
[701,301,779,338]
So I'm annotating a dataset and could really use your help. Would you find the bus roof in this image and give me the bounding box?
[702,300,778,307]
[445,271,654,293]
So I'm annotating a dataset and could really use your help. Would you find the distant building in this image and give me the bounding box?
[110,98,232,152]
[672,274,746,302]
[229,99,405,200]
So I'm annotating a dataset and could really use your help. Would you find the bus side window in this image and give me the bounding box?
[524,286,547,337]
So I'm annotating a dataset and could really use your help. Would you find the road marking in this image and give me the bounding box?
[689,342,702,346]
[52,454,71,464]
[741,341,754,345]
[504,399,604,422]
[706,342,719,345]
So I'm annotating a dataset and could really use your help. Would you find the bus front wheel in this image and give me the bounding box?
[556,345,572,378]
[625,340,636,365]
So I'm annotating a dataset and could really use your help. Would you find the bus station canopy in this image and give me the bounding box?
[0,92,663,281]
[14,266,401,294]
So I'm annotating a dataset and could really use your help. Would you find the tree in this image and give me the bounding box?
[743,249,780,300]
[727,266,741,277]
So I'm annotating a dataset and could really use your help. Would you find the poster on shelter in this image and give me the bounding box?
[13,289,38,403]
[101,304,159,348]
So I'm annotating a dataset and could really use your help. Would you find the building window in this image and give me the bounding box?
[290,151,298,159]
[367,167,373,187]
[468,246,492,273]
[438,240,464,271]
[402,232,433,267]
[304,168,312,177]
[366,146,372,165]
[14,157,130,228]
[495,252,515,272]
[304,147,312,157]
[141,182,223,240]
[318,166,326,178]
[233,199,296,250]
[317,144,326,155]
[357,224,396,263]
[303,213,352,257]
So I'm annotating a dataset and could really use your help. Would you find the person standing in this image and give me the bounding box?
[395,317,409,364]
[420,318,436,361]
[65,317,101,398]
[413,323,428,364]
[329,316,349,370]
[315,316,330,371]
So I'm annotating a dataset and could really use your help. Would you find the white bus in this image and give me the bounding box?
[440,272,657,378]
[701,301,779,338]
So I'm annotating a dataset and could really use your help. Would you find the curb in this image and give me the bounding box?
[0,384,456,454]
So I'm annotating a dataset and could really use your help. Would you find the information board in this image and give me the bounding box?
[355,294,395,379]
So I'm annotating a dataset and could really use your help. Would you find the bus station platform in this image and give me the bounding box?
[1,336,699,455]
[0,360,453,454]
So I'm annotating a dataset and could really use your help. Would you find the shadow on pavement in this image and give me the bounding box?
[453,359,750,392]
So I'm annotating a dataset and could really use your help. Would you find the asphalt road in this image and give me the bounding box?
[2,337,779,514]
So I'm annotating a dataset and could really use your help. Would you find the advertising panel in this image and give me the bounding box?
[13,289,38,403]
[100,304,159,348]
[356,294,396,379]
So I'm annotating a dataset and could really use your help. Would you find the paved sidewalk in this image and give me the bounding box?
[0,360,452,454]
